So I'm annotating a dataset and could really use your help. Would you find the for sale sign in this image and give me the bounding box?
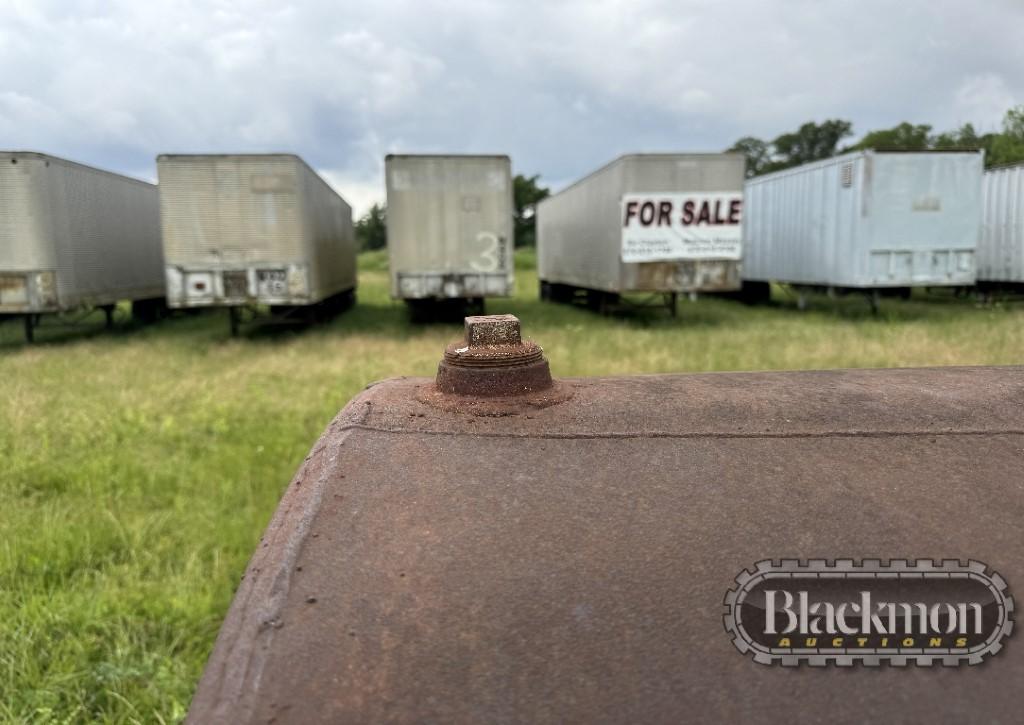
[621,193,743,263]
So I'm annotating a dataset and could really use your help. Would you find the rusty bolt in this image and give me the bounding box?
[465,314,521,346]
[436,314,553,397]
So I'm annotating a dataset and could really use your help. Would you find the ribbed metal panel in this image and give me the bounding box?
[0,151,162,312]
[297,160,356,303]
[537,153,745,293]
[157,154,354,306]
[743,150,982,288]
[978,163,1024,283]
[159,155,306,263]
[385,155,513,299]
[0,154,53,270]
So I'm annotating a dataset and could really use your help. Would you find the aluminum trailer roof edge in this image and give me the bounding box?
[1,151,157,188]
[743,149,869,187]
[156,153,350,206]
[745,148,984,187]
[539,152,746,206]
[385,154,511,161]
[157,152,306,160]
[986,159,1024,172]
[869,147,984,154]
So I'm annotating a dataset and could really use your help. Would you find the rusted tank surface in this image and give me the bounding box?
[189,317,1024,724]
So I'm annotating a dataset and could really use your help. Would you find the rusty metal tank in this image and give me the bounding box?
[188,315,1023,724]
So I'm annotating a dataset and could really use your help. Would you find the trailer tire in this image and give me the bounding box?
[549,283,574,304]
[132,297,167,325]
[588,289,616,315]
[339,288,356,312]
[406,299,432,324]
[738,280,772,305]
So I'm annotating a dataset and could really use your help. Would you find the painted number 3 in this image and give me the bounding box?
[471,231,504,272]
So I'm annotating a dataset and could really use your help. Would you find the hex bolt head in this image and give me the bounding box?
[465,314,521,347]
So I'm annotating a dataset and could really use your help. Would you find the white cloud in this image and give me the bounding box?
[953,74,1016,131]
[0,0,1020,198]
[320,168,384,219]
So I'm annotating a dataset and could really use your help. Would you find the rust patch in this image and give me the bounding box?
[188,365,1024,724]
[632,261,679,290]
[417,379,574,417]
[188,365,1024,723]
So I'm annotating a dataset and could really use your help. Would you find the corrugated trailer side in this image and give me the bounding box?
[743,150,981,295]
[385,155,514,303]
[0,151,163,334]
[978,162,1024,286]
[296,161,356,303]
[45,156,163,307]
[742,153,866,287]
[538,157,625,293]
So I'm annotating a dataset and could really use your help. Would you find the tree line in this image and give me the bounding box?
[729,105,1024,178]
[357,104,1024,249]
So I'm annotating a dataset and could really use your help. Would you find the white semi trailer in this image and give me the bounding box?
[537,153,745,315]
[385,154,514,319]
[741,149,984,309]
[157,154,356,335]
[0,151,164,342]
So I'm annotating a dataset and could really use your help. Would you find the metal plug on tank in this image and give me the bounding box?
[435,314,554,397]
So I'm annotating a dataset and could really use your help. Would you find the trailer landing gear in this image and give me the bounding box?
[228,306,242,337]
[867,290,881,316]
[99,304,116,330]
[736,281,772,305]
[131,297,168,325]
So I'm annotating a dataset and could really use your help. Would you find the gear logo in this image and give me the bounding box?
[723,559,1014,666]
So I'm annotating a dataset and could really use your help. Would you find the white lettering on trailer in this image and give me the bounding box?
[470,231,502,272]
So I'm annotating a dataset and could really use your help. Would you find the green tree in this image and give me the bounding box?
[933,122,982,149]
[726,119,853,177]
[727,136,771,178]
[987,105,1024,167]
[932,122,1000,164]
[728,105,1024,178]
[513,174,549,247]
[1003,105,1024,138]
[771,119,853,169]
[355,202,387,251]
[853,122,933,150]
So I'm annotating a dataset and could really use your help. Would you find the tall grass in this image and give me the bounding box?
[1,250,1022,722]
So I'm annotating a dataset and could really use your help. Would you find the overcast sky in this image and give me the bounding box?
[1,0,1022,215]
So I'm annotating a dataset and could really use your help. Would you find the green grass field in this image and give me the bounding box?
[2,249,1023,722]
